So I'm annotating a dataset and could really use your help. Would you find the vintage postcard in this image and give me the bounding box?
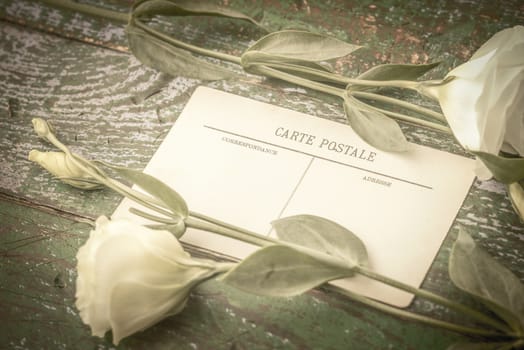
[113,86,475,307]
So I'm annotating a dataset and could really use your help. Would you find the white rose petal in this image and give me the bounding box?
[109,281,189,344]
[75,216,222,345]
[502,76,524,154]
[423,25,524,179]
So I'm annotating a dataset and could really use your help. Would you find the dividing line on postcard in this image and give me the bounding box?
[273,157,316,229]
[203,124,433,190]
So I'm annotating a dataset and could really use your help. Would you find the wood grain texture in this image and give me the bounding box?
[0,0,523,349]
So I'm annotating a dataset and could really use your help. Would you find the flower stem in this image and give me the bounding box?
[133,19,242,65]
[39,0,129,23]
[189,211,272,246]
[254,61,421,91]
[252,65,345,97]
[327,284,507,339]
[352,90,446,123]
[185,216,274,248]
[354,266,514,335]
[128,207,178,224]
[343,77,421,91]
[363,104,452,133]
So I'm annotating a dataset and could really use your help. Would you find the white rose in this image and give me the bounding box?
[28,150,102,189]
[422,25,524,179]
[76,216,228,345]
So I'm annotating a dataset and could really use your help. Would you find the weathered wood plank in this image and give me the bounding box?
[0,0,523,348]
[0,0,130,51]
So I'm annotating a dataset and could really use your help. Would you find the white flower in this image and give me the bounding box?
[76,216,225,345]
[422,25,524,179]
[28,150,101,189]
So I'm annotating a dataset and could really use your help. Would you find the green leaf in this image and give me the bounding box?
[101,162,189,219]
[472,151,524,184]
[508,182,524,222]
[449,229,524,334]
[272,214,368,267]
[356,62,440,82]
[126,23,236,80]
[222,245,352,297]
[343,95,409,152]
[132,0,265,29]
[57,177,103,190]
[243,30,360,65]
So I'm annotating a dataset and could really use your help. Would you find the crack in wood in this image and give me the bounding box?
[0,17,129,53]
[0,191,95,226]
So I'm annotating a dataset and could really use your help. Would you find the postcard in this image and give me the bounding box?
[113,86,475,307]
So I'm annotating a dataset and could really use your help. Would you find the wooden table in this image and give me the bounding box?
[1,1,522,349]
